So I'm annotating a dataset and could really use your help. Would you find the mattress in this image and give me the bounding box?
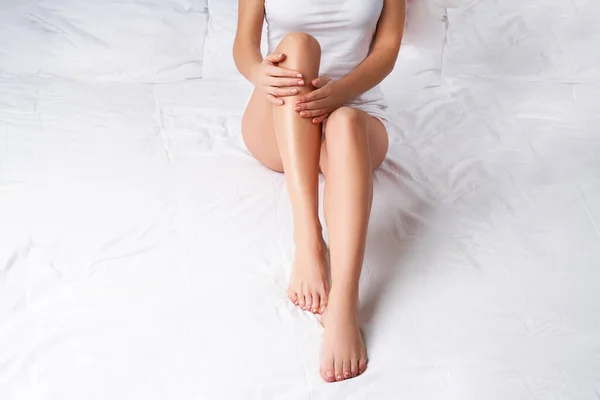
[1,0,600,399]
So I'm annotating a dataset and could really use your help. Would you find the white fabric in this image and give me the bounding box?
[202,0,269,79]
[0,0,208,82]
[443,0,600,82]
[2,0,600,399]
[265,0,389,126]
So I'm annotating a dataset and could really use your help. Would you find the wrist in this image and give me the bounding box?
[334,79,353,105]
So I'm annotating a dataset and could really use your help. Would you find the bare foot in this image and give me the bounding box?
[319,296,367,382]
[287,238,330,314]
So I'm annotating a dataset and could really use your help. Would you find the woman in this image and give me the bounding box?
[234,0,405,383]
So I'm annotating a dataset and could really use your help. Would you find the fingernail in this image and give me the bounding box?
[291,89,298,94]
[278,100,284,105]
[297,73,303,78]
[301,112,306,117]
[295,100,301,105]
[278,53,283,57]
[298,80,304,85]
[325,371,334,378]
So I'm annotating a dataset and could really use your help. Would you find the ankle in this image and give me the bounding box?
[294,225,324,249]
[328,286,359,309]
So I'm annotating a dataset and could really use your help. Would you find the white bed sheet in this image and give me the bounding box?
[1,0,600,399]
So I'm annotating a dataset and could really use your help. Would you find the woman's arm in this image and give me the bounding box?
[337,0,406,100]
[233,0,265,81]
[234,0,304,105]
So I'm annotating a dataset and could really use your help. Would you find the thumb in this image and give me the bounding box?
[266,52,286,63]
[312,77,331,88]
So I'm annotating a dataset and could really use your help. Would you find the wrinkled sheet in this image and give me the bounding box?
[1,0,600,399]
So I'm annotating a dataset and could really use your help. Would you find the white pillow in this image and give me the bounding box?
[202,0,267,81]
[0,0,208,82]
[442,0,600,82]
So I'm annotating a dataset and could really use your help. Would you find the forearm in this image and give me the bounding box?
[337,47,398,102]
[233,37,263,83]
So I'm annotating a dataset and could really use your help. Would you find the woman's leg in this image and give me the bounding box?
[273,33,330,315]
[242,32,330,314]
[318,107,389,382]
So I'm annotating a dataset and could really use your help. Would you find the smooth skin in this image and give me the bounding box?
[234,0,405,383]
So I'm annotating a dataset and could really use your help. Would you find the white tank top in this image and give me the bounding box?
[264,0,389,123]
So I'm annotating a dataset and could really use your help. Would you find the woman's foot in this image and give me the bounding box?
[319,294,367,382]
[287,237,330,314]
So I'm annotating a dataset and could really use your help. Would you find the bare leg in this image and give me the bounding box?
[271,32,330,314]
[318,107,389,382]
[241,33,330,314]
[272,33,330,314]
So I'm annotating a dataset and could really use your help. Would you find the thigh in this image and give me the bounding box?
[242,89,283,172]
[319,107,389,174]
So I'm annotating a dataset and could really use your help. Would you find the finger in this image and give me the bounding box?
[267,76,305,88]
[267,65,303,78]
[265,52,286,63]
[299,109,329,119]
[269,86,300,97]
[313,114,329,124]
[312,77,331,88]
[267,94,284,106]
[298,89,327,104]
[296,99,327,111]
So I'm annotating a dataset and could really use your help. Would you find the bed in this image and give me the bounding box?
[1,0,599,398]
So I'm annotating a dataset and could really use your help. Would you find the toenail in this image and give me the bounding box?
[325,371,334,378]
[337,375,342,380]
[312,308,317,313]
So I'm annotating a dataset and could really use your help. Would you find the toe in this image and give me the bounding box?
[343,359,351,379]
[319,294,328,314]
[350,358,359,377]
[304,293,312,311]
[320,351,336,383]
[298,295,306,309]
[311,293,320,314]
[358,358,367,375]
[334,358,344,381]
[288,291,298,305]
[321,368,336,383]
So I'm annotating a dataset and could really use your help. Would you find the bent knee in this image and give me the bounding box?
[279,32,321,54]
[327,107,363,128]
[324,107,369,147]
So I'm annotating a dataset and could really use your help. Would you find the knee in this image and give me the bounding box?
[280,32,321,54]
[325,107,368,147]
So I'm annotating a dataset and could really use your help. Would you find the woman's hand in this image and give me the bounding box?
[251,53,305,106]
[294,77,346,124]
